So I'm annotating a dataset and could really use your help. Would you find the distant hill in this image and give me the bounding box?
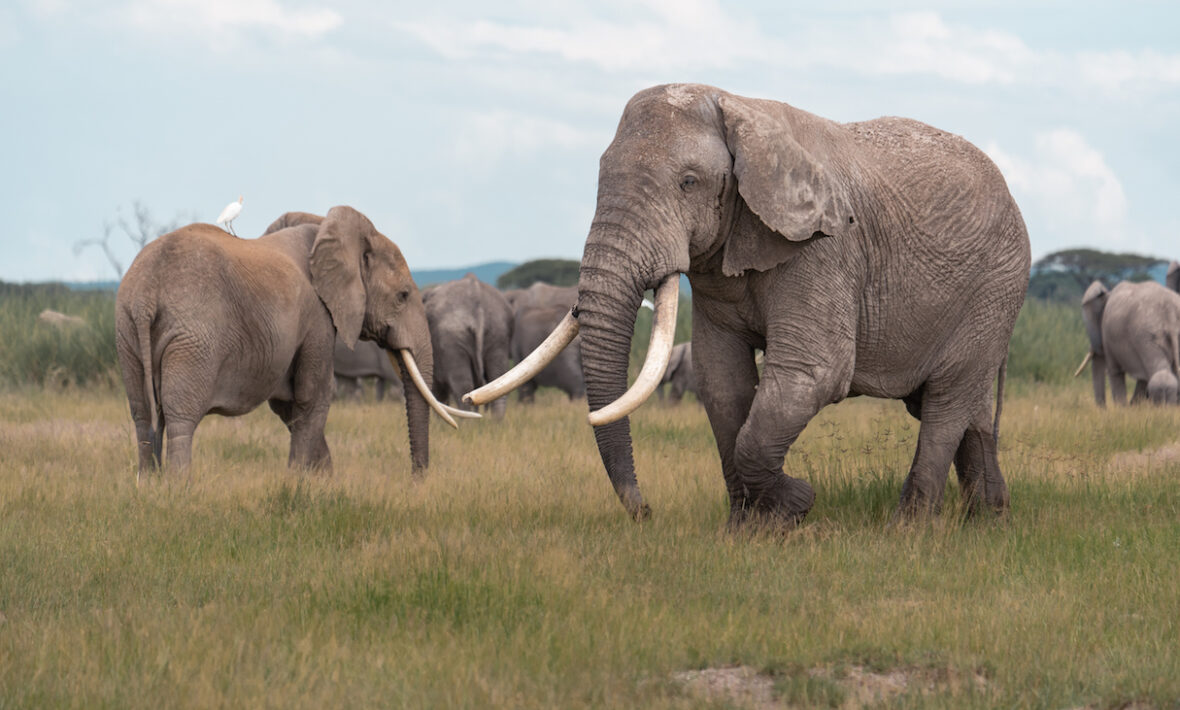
[1029,248,1172,303]
[410,261,518,288]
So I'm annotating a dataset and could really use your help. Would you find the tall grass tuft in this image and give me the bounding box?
[0,282,118,388]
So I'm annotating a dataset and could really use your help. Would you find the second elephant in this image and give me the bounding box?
[1081,279,1180,406]
[507,282,586,402]
[335,338,404,402]
[423,274,515,416]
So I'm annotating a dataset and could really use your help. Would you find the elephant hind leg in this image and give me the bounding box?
[897,385,977,519]
[952,406,1009,517]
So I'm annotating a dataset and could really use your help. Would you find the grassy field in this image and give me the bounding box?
[2,382,1178,709]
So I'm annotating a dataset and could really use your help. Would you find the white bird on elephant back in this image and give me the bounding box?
[217,195,243,235]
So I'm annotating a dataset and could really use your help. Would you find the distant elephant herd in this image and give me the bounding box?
[332,279,696,411]
[104,83,1178,532]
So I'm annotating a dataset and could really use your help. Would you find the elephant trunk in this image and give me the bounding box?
[391,318,434,474]
[577,220,681,520]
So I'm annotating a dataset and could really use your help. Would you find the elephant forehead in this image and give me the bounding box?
[1082,281,1108,304]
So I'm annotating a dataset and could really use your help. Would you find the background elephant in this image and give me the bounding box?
[656,342,695,403]
[115,206,446,476]
[1168,260,1179,293]
[506,282,585,402]
[422,274,514,417]
[1080,279,1180,406]
[474,84,1030,528]
[334,337,404,402]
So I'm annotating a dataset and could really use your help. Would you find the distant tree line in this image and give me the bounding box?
[496,259,580,289]
[1028,248,1172,303]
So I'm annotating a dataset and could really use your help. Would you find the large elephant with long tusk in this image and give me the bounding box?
[468,84,1030,530]
[115,206,475,479]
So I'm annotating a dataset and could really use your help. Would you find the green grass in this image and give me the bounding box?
[0,283,118,388]
[1,387,1178,708]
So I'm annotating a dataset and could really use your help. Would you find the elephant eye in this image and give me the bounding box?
[680,174,698,192]
[397,289,410,304]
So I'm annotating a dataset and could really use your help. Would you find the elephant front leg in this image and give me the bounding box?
[1109,369,1129,406]
[731,367,824,531]
[691,314,760,528]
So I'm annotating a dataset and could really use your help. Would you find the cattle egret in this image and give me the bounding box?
[217,195,243,235]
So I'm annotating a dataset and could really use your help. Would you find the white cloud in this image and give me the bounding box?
[122,0,341,44]
[397,0,775,73]
[452,110,607,167]
[987,130,1133,255]
[397,6,1180,95]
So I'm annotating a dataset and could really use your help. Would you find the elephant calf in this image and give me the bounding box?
[656,342,696,403]
[115,206,456,477]
[1079,279,1180,406]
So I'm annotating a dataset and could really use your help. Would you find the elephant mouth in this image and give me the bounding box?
[462,273,681,425]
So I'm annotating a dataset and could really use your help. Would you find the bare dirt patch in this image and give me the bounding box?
[672,666,777,710]
[1108,443,1180,473]
[673,663,990,709]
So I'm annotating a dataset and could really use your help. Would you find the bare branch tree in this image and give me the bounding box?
[72,220,124,279]
[74,201,196,279]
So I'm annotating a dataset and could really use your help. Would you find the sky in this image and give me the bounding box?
[2,1,1178,282]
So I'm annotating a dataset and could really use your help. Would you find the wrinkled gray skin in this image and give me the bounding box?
[1167,261,1179,294]
[575,84,1030,527]
[423,274,514,417]
[334,338,404,402]
[1082,279,1180,406]
[657,342,696,403]
[507,283,586,402]
[115,206,434,475]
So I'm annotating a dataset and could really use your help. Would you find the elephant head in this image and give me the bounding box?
[269,206,460,471]
[466,84,854,518]
[1081,280,1110,406]
[1168,260,1179,294]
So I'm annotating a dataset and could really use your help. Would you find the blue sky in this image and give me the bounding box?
[2,1,1178,282]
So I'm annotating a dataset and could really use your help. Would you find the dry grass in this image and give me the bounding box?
[1,384,1178,708]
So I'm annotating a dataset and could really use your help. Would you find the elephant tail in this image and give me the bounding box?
[993,355,1007,446]
[135,307,163,465]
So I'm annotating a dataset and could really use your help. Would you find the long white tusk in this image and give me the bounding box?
[463,308,580,406]
[396,349,458,429]
[588,274,679,427]
[442,403,481,419]
[1073,351,1093,378]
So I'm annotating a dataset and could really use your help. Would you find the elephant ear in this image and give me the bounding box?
[1081,280,1109,353]
[264,211,324,235]
[718,93,852,276]
[310,206,368,349]
[1168,261,1179,294]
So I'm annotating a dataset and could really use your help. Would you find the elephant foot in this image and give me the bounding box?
[732,475,814,533]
